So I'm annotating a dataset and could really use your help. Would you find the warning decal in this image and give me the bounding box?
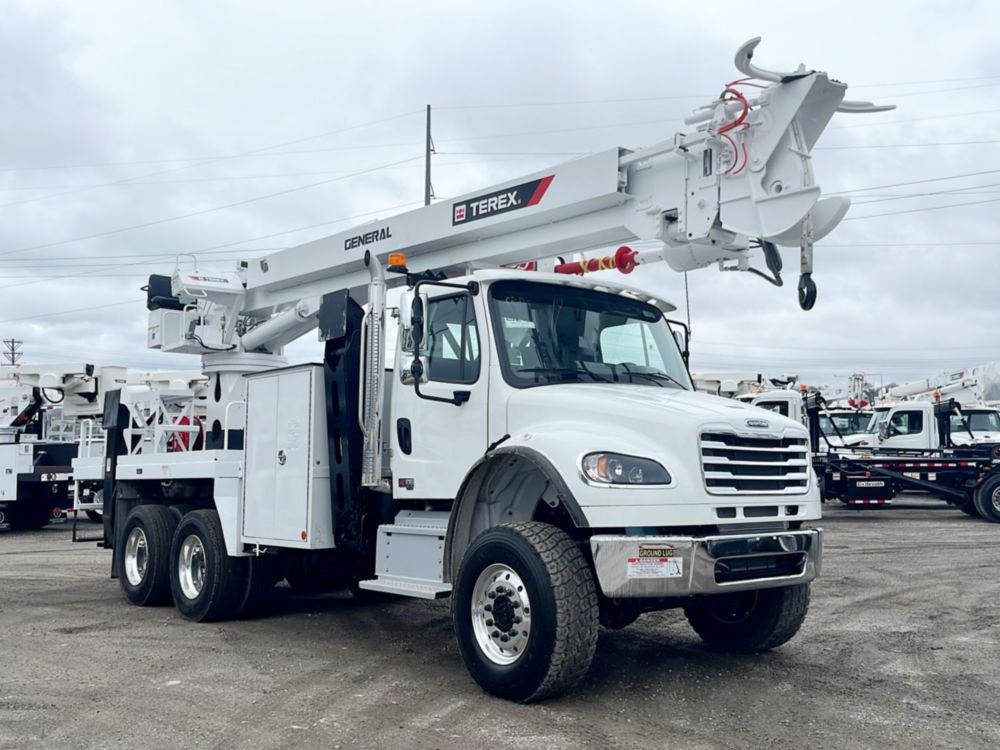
[626,545,684,579]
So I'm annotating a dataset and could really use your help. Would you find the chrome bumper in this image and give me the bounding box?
[589,528,822,598]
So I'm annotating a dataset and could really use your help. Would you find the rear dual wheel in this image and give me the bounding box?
[119,506,275,619]
[972,475,1000,523]
[170,510,248,622]
[118,505,177,606]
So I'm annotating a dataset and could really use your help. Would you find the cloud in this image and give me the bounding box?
[0,0,997,391]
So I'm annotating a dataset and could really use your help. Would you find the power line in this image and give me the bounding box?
[0,155,423,259]
[850,180,1000,206]
[0,299,137,325]
[0,199,424,293]
[0,153,573,193]
[829,168,1000,195]
[816,139,1000,150]
[0,110,423,210]
[843,195,1000,221]
[828,107,1000,131]
[693,339,1000,353]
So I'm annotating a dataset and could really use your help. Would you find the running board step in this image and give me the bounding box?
[359,510,452,600]
[357,578,452,599]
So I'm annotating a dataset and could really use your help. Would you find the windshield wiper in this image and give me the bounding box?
[613,363,686,389]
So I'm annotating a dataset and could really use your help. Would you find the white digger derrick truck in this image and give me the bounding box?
[0,364,126,531]
[101,39,890,700]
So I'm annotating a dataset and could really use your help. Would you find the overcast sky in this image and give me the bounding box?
[1,0,998,389]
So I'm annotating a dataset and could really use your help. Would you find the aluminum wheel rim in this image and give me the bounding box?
[123,527,148,587]
[178,534,207,600]
[991,486,1000,513]
[471,563,532,666]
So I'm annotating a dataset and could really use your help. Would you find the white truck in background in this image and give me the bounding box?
[71,370,209,531]
[94,39,891,701]
[0,364,126,531]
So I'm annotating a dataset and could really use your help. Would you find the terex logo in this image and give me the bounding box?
[344,226,392,251]
[452,175,554,226]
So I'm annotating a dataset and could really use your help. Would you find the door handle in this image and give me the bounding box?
[277,449,287,466]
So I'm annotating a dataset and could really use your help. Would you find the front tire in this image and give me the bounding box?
[453,522,599,702]
[972,474,1000,523]
[684,584,810,652]
[169,510,246,622]
[117,505,177,606]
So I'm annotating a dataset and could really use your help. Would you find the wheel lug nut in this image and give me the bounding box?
[500,634,509,642]
[512,601,520,609]
[492,630,500,638]
[514,616,521,624]
[485,619,494,626]
[487,591,496,599]
[484,604,492,612]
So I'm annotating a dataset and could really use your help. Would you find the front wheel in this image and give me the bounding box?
[453,522,599,702]
[684,583,810,652]
[169,510,246,622]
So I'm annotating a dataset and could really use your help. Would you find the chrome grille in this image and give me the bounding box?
[700,431,810,495]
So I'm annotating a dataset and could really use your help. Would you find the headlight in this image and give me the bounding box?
[581,452,672,485]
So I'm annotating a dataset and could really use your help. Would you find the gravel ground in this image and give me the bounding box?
[1,498,998,750]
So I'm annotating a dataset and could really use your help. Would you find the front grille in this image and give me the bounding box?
[700,431,810,495]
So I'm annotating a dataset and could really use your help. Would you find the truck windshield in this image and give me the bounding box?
[489,279,692,389]
[864,409,889,433]
[951,411,1000,432]
[827,412,872,435]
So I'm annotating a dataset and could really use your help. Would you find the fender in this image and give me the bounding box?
[443,445,587,582]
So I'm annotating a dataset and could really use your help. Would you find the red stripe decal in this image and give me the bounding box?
[526,175,554,206]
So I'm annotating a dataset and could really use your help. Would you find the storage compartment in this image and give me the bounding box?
[241,364,334,549]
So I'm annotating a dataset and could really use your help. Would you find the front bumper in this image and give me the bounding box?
[589,528,822,598]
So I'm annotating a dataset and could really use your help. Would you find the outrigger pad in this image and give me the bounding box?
[318,289,351,342]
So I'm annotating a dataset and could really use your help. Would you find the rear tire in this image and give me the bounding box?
[972,474,1000,523]
[684,583,810,652]
[169,510,246,622]
[86,510,103,524]
[117,505,177,606]
[453,522,599,702]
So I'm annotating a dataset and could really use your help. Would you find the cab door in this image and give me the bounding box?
[881,408,929,449]
[391,289,490,500]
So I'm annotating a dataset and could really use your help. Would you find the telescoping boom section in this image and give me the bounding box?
[117,39,891,702]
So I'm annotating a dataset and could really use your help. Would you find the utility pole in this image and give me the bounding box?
[2,339,22,366]
[424,104,435,206]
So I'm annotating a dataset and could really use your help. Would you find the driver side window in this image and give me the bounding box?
[426,295,480,384]
[888,410,923,435]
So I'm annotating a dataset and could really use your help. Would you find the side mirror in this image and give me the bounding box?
[879,423,891,440]
[401,355,429,385]
[410,294,426,349]
[666,318,690,367]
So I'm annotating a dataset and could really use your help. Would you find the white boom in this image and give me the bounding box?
[151,37,891,361]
